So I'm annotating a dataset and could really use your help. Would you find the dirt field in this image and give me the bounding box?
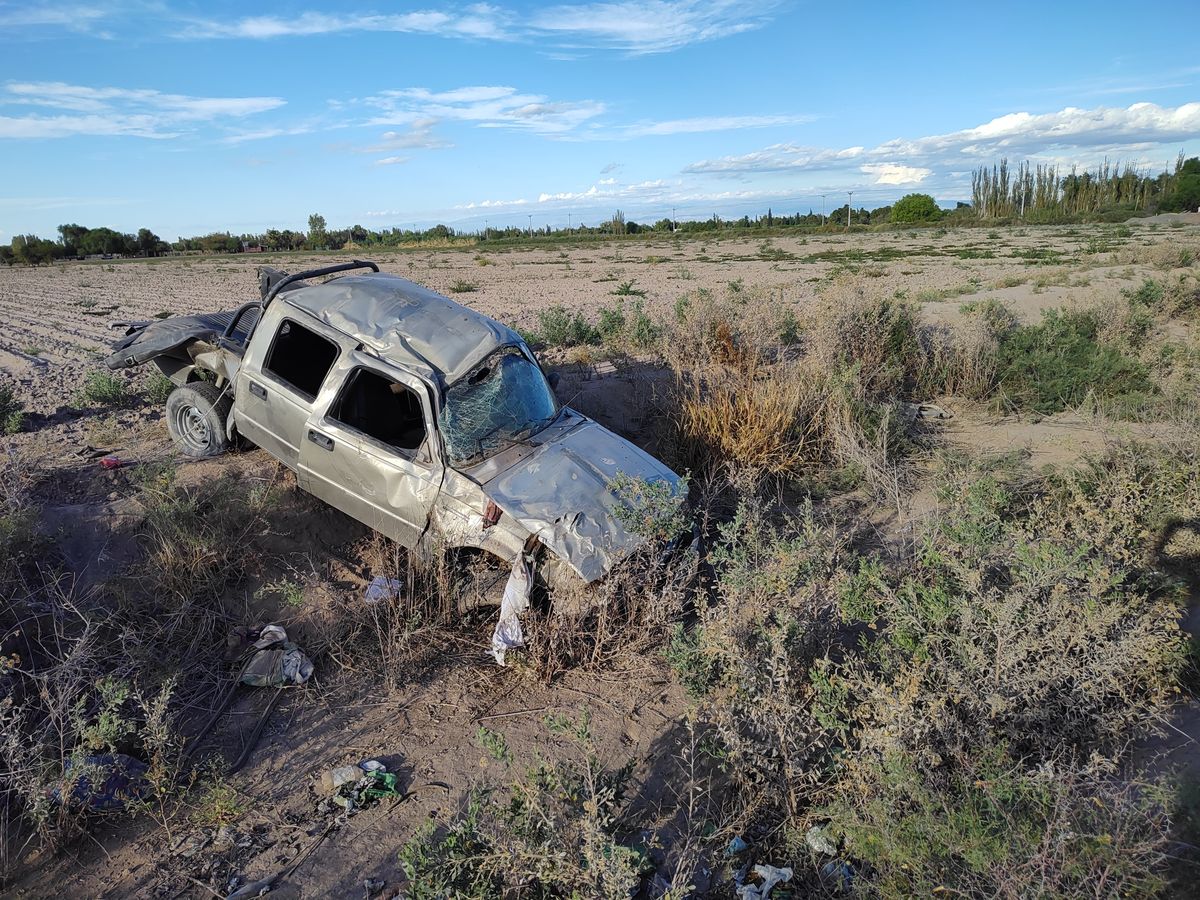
[2,219,1199,898]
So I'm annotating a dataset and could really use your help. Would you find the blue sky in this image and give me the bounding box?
[1,1,1198,240]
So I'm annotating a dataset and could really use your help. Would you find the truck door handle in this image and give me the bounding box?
[248,381,267,400]
[307,430,334,451]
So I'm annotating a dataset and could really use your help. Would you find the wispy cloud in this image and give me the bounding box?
[361,85,605,136]
[362,119,452,152]
[0,81,286,139]
[177,1,777,53]
[0,3,111,34]
[455,176,807,213]
[374,155,410,166]
[529,0,778,53]
[685,101,1200,184]
[615,113,811,138]
[179,7,510,40]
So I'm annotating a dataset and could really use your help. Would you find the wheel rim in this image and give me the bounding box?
[173,403,211,452]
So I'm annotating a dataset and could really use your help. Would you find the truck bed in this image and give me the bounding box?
[106,306,260,370]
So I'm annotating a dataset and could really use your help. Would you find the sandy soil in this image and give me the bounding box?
[2,220,1199,898]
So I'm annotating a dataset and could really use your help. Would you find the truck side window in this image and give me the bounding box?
[264,319,338,399]
[330,368,426,453]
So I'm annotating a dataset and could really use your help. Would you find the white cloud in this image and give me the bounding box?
[529,1,778,53]
[860,163,932,185]
[0,4,109,33]
[684,102,1200,182]
[180,7,510,41]
[374,155,410,166]
[457,177,810,213]
[685,144,863,175]
[179,1,777,53]
[0,81,286,140]
[362,119,451,152]
[616,113,812,138]
[362,85,605,135]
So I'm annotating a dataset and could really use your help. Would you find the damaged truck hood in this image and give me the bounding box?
[478,420,681,583]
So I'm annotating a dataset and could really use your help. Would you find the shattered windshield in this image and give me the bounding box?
[442,347,558,464]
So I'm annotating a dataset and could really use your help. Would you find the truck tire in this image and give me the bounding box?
[166,382,233,458]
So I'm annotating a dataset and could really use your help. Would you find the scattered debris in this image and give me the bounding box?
[51,753,150,811]
[821,860,855,893]
[240,624,313,687]
[805,824,838,856]
[725,835,749,856]
[316,759,404,816]
[99,455,125,469]
[900,401,952,421]
[363,575,403,604]
[736,864,793,900]
[491,552,533,665]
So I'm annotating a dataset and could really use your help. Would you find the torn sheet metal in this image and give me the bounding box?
[491,553,533,665]
[480,420,683,582]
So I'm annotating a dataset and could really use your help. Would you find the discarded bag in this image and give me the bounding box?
[52,753,151,811]
[737,864,793,900]
[364,575,403,604]
[241,624,313,687]
[490,552,532,666]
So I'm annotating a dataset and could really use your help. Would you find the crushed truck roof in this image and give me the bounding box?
[282,273,521,383]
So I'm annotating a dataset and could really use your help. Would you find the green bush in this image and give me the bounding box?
[995,309,1152,413]
[0,383,25,435]
[824,745,1172,898]
[145,373,175,404]
[536,305,599,348]
[398,713,642,899]
[77,371,129,407]
[812,446,1192,897]
[891,193,942,223]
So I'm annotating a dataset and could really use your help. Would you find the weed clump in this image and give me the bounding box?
[994,309,1152,413]
[0,382,25,434]
[399,712,642,899]
[535,304,599,348]
[77,371,129,407]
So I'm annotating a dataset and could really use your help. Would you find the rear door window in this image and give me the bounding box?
[264,319,338,398]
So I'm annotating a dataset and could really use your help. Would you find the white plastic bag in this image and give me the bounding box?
[491,553,532,665]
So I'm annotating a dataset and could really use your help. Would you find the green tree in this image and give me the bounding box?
[0,245,12,266]
[136,228,161,256]
[307,213,327,249]
[891,193,942,223]
[57,223,88,256]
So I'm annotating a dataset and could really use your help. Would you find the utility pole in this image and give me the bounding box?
[484,218,488,239]
[846,191,854,232]
[567,212,571,233]
[672,207,676,231]
[527,214,532,238]
[820,194,826,225]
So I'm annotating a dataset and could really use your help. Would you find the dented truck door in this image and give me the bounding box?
[234,308,349,471]
[297,351,442,547]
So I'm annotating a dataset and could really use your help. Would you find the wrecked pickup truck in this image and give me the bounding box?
[107,260,690,591]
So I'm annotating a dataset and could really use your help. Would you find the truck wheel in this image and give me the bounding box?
[166,382,233,458]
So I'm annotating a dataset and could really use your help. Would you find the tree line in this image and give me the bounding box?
[5,160,1195,268]
[970,154,1200,220]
